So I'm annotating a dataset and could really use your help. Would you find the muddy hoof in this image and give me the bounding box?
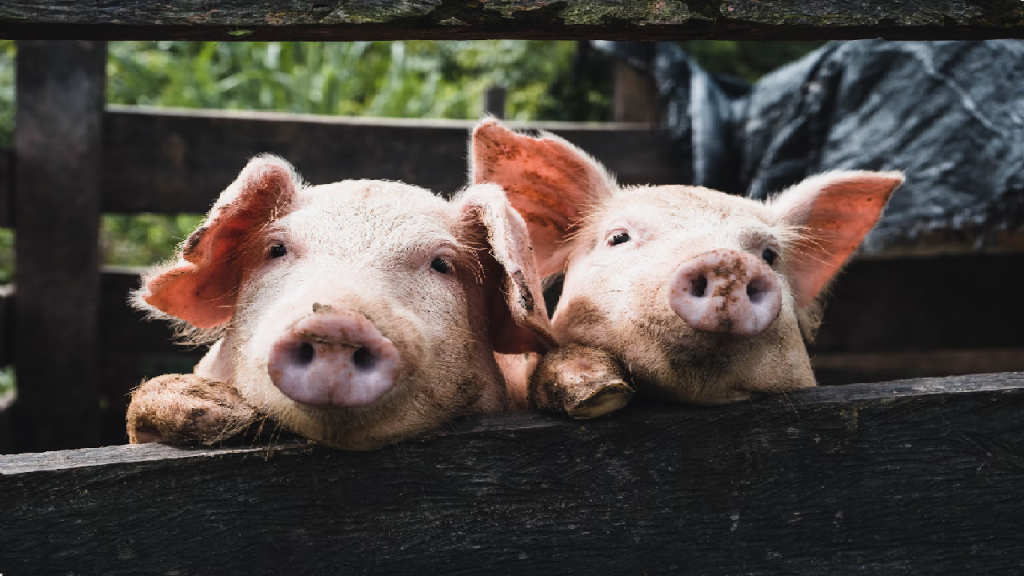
[566,380,635,419]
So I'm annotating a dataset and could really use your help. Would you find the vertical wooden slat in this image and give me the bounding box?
[0,149,13,228]
[613,60,659,123]
[13,41,106,451]
[484,86,507,120]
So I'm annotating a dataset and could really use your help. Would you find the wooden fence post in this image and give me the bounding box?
[13,41,107,451]
[613,60,659,123]
[484,86,506,119]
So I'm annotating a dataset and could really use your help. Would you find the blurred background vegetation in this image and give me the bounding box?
[0,39,821,395]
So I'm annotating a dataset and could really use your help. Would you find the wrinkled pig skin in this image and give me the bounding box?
[472,119,903,408]
[128,154,555,450]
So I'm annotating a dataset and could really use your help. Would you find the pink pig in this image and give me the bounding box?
[471,119,903,413]
[127,155,556,449]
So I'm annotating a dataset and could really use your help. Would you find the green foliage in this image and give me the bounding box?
[101,214,205,267]
[108,41,606,122]
[0,41,13,148]
[0,365,13,397]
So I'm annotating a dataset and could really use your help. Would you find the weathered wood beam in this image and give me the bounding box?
[2,373,1024,575]
[12,41,106,452]
[1,0,1023,41]
[0,148,13,228]
[102,106,677,213]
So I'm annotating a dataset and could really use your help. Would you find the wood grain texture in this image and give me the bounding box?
[2,373,1024,575]
[12,41,106,452]
[0,148,13,228]
[102,106,677,213]
[1,0,1023,41]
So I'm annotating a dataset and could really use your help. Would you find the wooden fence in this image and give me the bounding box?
[2,373,1024,574]
[0,6,1022,573]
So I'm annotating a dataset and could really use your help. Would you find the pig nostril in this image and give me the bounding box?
[691,275,708,298]
[296,342,315,366]
[352,346,376,371]
[747,279,766,304]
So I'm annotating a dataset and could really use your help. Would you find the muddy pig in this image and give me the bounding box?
[471,119,903,412]
[127,154,555,449]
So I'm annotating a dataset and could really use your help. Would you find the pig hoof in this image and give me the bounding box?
[127,374,259,446]
[566,381,634,419]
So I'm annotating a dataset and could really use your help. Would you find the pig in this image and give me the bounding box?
[471,119,903,411]
[126,154,557,450]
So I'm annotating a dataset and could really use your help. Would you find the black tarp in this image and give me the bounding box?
[598,40,1024,253]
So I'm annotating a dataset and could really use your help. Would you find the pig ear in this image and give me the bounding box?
[139,155,299,328]
[456,184,557,354]
[471,118,617,277]
[771,170,904,308]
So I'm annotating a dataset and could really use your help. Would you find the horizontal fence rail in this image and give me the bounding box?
[2,373,1024,575]
[2,1,1024,41]
[102,106,678,213]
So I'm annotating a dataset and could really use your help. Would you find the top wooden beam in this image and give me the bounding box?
[1,0,1023,42]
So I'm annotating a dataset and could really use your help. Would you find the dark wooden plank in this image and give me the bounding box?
[0,283,12,368]
[1,0,1024,41]
[0,390,13,454]
[12,41,106,452]
[810,252,1024,353]
[102,106,677,213]
[813,349,1024,386]
[2,373,1024,575]
[0,148,13,228]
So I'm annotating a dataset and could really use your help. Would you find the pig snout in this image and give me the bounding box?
[669,249,782,336]
[268,310,400,408]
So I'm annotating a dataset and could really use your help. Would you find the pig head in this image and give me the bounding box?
[132,155,553,449]
[472,119,902,405]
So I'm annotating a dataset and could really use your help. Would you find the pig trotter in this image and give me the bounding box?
[530,344,634,419]
[127,374,259,445]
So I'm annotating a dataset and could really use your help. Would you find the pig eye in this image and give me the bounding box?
[269,244,287,259]
[609,232,631,246]
[430,257,453,275]
[761,247,777,266]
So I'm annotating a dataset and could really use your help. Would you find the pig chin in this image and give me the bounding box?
[619,309,812,405]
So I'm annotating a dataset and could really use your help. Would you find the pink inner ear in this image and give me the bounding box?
[471,119,615,277]
[143,259,243,329]
[775,171,904,308]
[142,157,297,328]
[456,184,557,353]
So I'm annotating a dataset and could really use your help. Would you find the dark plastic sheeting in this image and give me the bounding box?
[599,40,1024,252]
